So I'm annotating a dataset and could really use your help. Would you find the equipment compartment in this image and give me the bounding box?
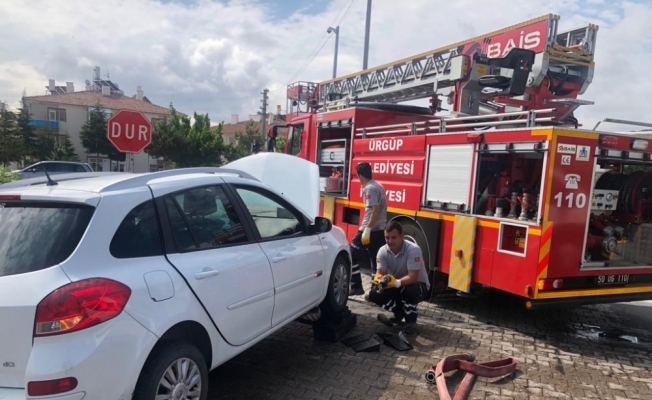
[472,142,546,223]
[584,163,652,267]
[316,123,352,198]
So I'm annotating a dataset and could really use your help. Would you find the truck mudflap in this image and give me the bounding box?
[526,286,652,309]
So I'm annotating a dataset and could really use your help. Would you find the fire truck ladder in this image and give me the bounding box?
[317,14,598,111]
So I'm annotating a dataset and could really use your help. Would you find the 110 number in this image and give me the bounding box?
[553,192,587,209]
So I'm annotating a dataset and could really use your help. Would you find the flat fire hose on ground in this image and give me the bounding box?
[425,353,517,400]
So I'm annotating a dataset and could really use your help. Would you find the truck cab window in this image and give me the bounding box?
[287,124,304,156]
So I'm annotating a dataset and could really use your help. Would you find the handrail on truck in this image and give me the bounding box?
[354,108,558,137]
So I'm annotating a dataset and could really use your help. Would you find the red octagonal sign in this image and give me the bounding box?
[107,110,153,153]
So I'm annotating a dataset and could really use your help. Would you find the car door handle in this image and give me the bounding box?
[195,269,220,280]
[272,256,286,263]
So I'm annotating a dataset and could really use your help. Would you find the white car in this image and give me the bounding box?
[0,153,351,400]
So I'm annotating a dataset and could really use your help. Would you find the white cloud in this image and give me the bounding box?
[0,0,650,131]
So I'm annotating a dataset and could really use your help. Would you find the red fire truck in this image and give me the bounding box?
[281,14,652,308]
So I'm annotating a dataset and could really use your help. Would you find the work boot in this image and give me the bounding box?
[403,321,417,335]
[377,313,405,327]
[349,286,364,296]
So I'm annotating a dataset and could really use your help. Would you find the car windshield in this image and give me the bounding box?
[0,201,94,277]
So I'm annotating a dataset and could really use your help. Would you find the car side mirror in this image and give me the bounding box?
[313,216,332,233]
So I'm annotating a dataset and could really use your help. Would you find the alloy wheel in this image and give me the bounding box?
[156,358,203,400]
[333,261,349,306]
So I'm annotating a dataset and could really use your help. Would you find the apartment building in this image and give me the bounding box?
[23,67,172,173]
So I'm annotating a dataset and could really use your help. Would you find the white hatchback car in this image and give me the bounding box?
[0,153,351,400]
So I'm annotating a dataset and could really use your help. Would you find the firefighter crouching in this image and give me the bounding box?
[369,220,430,335]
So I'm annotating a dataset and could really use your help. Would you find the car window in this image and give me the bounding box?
[165,185,248,250]
[74,165,87,172]
[27,164,43,172]
[61,164,76,172]
[235,187,303,239]
[42,163,57,172]
[0,201,94,277]
[110,200,163,258]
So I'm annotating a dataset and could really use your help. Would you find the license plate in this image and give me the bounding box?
[596,274,630,285]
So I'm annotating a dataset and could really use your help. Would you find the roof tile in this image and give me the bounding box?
[25,91,172,115]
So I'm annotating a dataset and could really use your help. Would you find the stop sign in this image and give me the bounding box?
[107,110,152,153]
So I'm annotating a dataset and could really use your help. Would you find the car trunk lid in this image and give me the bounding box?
[0,197,95,388]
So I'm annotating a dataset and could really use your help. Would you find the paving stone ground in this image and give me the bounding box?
[208,274,652,400]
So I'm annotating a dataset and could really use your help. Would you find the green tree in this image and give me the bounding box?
[0,166,19,184]
[33,133,56,161]
[79,105,125,162]
[232,119,265,158]
[49,145,68,161]
[146,105,236,168]
[16,98,38,166]
[48,135,79,161]
[0,109,24,166]
[274,135,286,153]
[62,134,79,161]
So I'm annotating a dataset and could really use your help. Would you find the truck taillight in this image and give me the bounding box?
[537,279,564,291]
[34,278,131,337]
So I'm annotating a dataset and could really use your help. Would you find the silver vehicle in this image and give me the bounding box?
[14,161,93,179]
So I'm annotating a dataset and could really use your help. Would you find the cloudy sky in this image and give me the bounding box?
[1,0,650,131]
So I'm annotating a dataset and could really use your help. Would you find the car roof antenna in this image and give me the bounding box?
[44,171,58,186]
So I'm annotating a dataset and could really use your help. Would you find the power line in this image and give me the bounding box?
[270,0,358,93]
[282,0,357,86]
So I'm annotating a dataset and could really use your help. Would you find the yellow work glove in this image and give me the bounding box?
[361,227,371,245]
[372,273,383,286]
[378,274,401,292]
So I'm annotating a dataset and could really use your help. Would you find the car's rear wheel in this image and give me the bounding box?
[134,342,209,400]
[319,255,350,316]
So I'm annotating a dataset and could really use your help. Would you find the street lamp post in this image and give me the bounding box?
[327,26,339,79]
[363,0,371,70]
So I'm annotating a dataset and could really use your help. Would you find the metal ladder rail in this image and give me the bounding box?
[354,108,558,137]
[316,14,560,106]
[316,17,599,107]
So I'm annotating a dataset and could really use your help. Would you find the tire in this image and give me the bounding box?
[133,342,209,400]
[397,218,448,296]
[319,255,350,316]
[399,219,430,269]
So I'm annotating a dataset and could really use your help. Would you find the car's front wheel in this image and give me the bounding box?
[319,255,350,316]
[134,342,209,400]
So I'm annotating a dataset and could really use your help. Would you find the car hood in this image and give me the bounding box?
[224,153,321,221]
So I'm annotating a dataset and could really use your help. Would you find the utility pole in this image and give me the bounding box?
[327,26,340,79]
[258,88,269,153]
[362,0,372,70]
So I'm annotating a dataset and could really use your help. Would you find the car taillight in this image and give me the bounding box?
[28,377,78,396]
[34,278,131,337]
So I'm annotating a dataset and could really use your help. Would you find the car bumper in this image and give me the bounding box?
[24,311,158,400]
[0,388,85,400]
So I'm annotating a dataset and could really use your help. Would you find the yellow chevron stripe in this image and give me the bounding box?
[448,215,477,293]
[539,238,551,264]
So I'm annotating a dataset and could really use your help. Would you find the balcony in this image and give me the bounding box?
[30,119,59,129]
